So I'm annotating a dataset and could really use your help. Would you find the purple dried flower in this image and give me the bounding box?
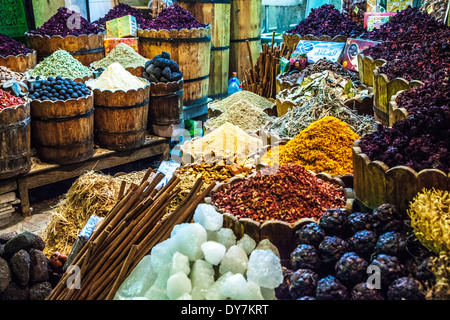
[0,33,33,56]
[140,4,207,31]
[93,4,149,27]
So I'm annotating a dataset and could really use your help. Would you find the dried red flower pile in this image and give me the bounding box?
[139,4,207,31]
[0,89,26,110]
[212,164,346,224]
[0,33,33,56]
[28,7,104,37]
[93,3,148,27]
[286,5,365,38]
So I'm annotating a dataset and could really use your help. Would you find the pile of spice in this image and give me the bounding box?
[262,117,360,175]
[0,33,33,56]
[28,50,93,80]
[181,122,263,160]
[211,163,346,224]
[27,7,104,37]
[286,4,365,37]
[205,100,274,132]
[92,43,148,69]
[0,89,26,110]
[278,58,359,84]
[0,66,28,85]
[209,90,274,113]
[140,4,207,30]
[359,105,449,172]
[87,62,147,91]
[407,188,450,255]
[269,73,377,139]
[93,3,149,27]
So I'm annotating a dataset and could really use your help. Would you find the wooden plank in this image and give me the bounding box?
[17,178,31,216]
[0,179,18,196]
[23,140,169,190]
[0,192,16,204]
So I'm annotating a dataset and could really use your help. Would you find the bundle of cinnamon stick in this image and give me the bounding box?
[241,33,294,99]
[46,168,215,300]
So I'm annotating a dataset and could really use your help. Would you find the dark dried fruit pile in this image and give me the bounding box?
[139,4,207,31]
[359,104,449,172]
[276,203,436,300]
[143,51,182,83]
[286,5,365,38]
[93,3,149,27]
[0,33,33,56]
[27,7,104,37]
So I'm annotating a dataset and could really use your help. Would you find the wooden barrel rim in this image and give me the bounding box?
[138,25,211,38]
[0,50,37,60]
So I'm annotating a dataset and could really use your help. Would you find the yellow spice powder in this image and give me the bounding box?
[262,116,359,175]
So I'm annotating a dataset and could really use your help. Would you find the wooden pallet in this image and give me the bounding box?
[0,135,170,220]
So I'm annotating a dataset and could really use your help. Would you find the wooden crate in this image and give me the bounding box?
[353,140,449,213]
[356,53,386,87]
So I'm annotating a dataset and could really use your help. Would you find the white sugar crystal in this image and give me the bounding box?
[166,271,192,300]
[176,293,192,300]
[193,204,223,231]
[170,222,189,237]
[221,273,248,300]
[217,228,236,249]
[153,267,170,288]
[170,252,190,276]
[260,287,276,300]
[201,241,226,265]
[190,259,215,300]
[150,238,175,271]
[115,255,156,299]
[246,281,264,300]
[144,283,169,300]
[205,272,232,300]
[237,234,257,255]
[247,249,283,289]
[219,245,248,275]
[172,223,207,261]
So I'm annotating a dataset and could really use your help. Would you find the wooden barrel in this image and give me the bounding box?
[0,51,37,73]
[148,80,184,138]
[229,0,262,80]
[138,27,211,107]
[89,80,150,151]
[177,0,231,100]
[0,101,31,179]
[30,94,94,165]
[25,32,105,67]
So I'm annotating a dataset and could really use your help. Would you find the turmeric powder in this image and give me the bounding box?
[261,116,359,175]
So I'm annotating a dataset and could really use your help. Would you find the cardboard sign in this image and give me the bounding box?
[292,40,346,63]
[364,12,397,30]
[341,38,380,71]
[106,15,138,39]
[385,0,413,12]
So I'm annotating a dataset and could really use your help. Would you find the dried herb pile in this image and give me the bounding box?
[361,7,450,82]
[263,117,360,176]
[359,105,449,172]
[286,5,365,38]
[140,4,207,31]
[28,50,93,80]
[27,7,104,37]
[212,164,346,224]
[0,33,33,56]
[407,188,450,255]
[205,100,274,132]
[93,3,149,27]
[269,72,377,139]
[92,43,148,69]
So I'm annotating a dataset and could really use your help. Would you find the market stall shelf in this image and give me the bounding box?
[0,101,31,180]
[0,50,37,73]
[372,67,423,126]
[178,0,231,100]
[0,135,170,219]
[138,26,211,107]
[357,53,386,86]
[353,140,449,213]
[25,32,106,67]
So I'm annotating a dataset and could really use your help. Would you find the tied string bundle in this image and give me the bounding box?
[46,168,216,300]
